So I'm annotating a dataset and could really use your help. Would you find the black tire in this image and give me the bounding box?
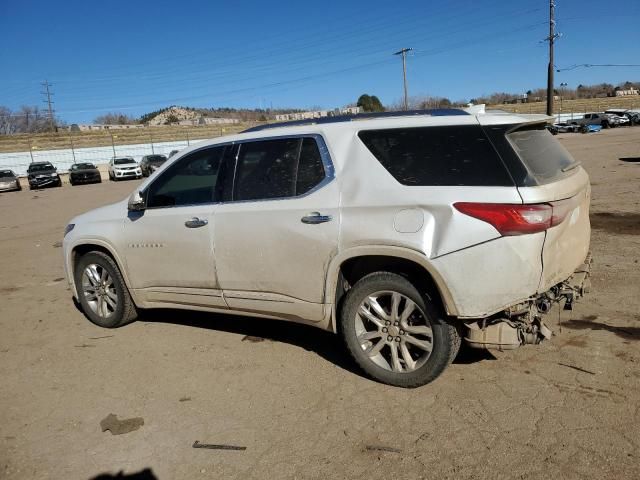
[602,121,610,129]
[74,251,138,328]
[339,272,459,388]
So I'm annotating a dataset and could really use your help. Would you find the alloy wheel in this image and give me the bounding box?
[355,290,433,373]
[81,263,118,318]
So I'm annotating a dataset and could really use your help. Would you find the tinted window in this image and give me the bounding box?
[114,158,136,165]
[506,124,577,183]
[358,126,513,186]
[146,146,225,208]
[146,155,167,164]
[234,138,300,201]
[296,137,325,195]
[28,163,54,172]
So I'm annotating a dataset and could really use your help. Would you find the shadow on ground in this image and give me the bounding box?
[590,212,640,235]
[143,308,363,376]
[141,309,490,375]
[90,468,157,479]
[563,315,640,340]
[619,157,640,163]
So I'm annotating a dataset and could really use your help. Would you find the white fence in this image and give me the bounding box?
[0,138,212,176]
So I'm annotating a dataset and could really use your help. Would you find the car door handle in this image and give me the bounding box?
[185,217,208,228]
[301,212,333,224]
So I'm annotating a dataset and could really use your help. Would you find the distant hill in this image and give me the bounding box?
[140,105,304,125]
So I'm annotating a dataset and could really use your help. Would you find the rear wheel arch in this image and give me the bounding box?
[326,248,458,333]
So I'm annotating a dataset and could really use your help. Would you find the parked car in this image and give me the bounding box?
[63,109,591,388]
[553,122,579,133]
[108,157,142,181]
[69,163,102,186]
[604,109,633,125]
[27,162,61,189]
[581,124,603,133]
[0,169,21,192]
[140,154,168,177]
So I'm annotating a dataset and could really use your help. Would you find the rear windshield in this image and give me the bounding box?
[506,124,578,183]
[0,170,15,178]
[358,125,513,186]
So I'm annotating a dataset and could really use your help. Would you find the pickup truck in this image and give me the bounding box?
[571,113,619,128]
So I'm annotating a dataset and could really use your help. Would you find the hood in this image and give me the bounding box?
[70,198,128,226]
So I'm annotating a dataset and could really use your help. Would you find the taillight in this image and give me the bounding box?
[454,198,577,236]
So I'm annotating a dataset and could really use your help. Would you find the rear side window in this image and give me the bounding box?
[234,138,300,201]
[358,126,513,186]
[234,137,327,201]
[506,124,578,184]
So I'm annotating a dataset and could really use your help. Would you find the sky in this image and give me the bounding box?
[1,0,639,124]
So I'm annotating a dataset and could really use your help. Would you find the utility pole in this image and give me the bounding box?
[393,48,412,111]
[41,80,56,132]
[546,1,558,116]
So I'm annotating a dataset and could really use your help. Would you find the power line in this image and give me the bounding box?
[556,63,640,72]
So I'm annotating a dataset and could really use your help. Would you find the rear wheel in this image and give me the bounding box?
[74,251,138,328]
[339,272,459,388]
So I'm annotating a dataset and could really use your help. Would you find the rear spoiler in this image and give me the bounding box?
[477,113,554,127]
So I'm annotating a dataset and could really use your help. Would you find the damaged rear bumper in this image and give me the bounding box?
[464,253,592,351]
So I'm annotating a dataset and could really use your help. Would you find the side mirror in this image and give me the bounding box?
[128,190,146,212]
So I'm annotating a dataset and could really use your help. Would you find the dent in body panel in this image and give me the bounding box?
[431,233,545,318]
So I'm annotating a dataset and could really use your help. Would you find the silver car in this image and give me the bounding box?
[63,109,591,387]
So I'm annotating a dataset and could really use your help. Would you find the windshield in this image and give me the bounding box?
[0,170,15,178]
[114,158,136,165]
[71,163,95,170]
[146,155,167,165]
[28,163,54,172]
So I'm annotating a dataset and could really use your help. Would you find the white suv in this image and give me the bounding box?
[108,156,142,180]
[63,109,591,387]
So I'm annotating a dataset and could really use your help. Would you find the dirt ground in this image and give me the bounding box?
[1,128,639,480]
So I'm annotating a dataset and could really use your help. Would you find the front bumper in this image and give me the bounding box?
[114,169,142,179]
[71,173,101,184]
[29,176,61,188]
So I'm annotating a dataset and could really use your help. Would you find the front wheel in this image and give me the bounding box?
[74,251,138,328]
[339,272,459,388]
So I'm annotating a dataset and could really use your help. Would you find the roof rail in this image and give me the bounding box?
[242,108,469,133]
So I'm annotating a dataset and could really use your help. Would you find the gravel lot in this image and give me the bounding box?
[1,128,639,480]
